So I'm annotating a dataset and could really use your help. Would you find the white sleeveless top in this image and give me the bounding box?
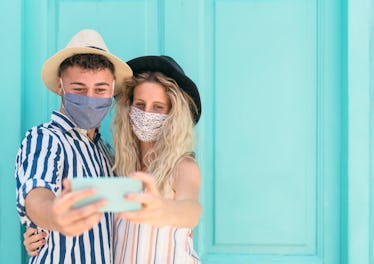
[113,219,201,264]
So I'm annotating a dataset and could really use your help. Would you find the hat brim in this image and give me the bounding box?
[42,47,132,95]
[127,56,201,124]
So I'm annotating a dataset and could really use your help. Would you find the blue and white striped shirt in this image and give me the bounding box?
[15,111,114,264]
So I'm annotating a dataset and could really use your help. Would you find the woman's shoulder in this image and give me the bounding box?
[176,155,200,179]
[172,155,201,198]
[178,154,199,168]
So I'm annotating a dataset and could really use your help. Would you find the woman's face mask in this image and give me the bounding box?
[61,79,113,130]
[129,106,168,142]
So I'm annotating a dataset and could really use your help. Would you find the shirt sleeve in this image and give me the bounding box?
[15,126,64,227]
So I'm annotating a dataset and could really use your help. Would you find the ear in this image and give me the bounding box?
[57,77,63,96]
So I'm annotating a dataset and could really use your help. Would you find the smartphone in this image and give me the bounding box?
[71,176,142,212]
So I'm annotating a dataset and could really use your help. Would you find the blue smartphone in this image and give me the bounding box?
[71,177,142,212]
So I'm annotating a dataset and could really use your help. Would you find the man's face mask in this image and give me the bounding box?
[129,106,168,142]
[60,79,113,130]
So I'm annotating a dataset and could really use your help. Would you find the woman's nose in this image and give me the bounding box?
[144,105,153,113]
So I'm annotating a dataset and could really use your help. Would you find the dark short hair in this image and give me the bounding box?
[58,53,115,76]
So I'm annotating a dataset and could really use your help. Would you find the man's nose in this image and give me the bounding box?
[86,89,96,97]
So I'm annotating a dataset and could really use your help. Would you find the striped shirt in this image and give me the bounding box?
[15,111,113,264]
[113,220,200,264]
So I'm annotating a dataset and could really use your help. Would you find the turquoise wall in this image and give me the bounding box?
[0,0,373,263]
[0,0,23,263]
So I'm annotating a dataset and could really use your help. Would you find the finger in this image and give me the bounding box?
[24,240,38,254]
[61,178,71,195]
[27,232,47,244]
[125,192,151,205]
[59,199,107,225]
[117,210,141,220]
[28,248,40,257]
[125,192,162,210]
[28,238,46,252]
[24,227,38,238]
[62,178,71,191]
[61,213,103,237]
[119,209,158,224]
[130,172,159,194]
[54,187,98,213]
[117,204,151,219]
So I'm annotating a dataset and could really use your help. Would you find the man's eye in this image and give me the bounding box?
[95,89,108,94]
[72,88,85,93]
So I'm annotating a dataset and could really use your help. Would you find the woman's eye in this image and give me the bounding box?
[154,105,164,110]
[134,103,145,109]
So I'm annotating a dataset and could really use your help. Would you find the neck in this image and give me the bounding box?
[59,105,97,141]
[140,141,155,169]
[86,129,96,140]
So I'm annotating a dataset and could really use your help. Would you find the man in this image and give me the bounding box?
[15,29,132,263]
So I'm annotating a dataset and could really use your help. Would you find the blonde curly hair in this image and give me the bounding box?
[112,71,197,197]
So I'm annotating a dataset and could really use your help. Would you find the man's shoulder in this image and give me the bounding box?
[21,120,66,147]
[24,121,60,135]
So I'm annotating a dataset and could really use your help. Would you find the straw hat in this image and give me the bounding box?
[41,29,132,95]
[127,55,201,124]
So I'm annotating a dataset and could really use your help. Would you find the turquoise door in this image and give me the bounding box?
[199,0,343,263]
[1,0,373,263]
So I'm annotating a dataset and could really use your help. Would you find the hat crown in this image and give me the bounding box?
[160,56,185,74]
[66,29,109,52]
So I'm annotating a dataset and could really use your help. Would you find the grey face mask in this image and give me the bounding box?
[61,79,113,130]
[129,106,168,142]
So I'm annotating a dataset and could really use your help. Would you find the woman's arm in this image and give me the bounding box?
[168,157,202,227]
[118,158,202,228]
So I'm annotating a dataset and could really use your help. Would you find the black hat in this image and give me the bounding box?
[127,55,201,124]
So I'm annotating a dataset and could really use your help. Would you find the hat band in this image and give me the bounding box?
[87,46,106,51]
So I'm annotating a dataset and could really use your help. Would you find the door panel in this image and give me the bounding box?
[198,0,343,263]
[215,0,316,251]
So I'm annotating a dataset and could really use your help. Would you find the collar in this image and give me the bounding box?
[51,111,76,133]
[51,111,101,143]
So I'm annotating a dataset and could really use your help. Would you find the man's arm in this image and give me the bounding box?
[16,127,106,236]
[25,179,107,236]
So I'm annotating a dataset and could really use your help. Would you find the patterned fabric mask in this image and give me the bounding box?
[129,106,168,142]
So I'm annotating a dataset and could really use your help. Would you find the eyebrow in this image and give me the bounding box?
[69,82,111,87]
[154,101,168,106]
[95,82,111,87]
[133,98,167,105]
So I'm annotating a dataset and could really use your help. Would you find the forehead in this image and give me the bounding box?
[61,66,114,84]
[133,82,168,101]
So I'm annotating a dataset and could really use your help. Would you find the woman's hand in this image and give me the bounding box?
[23,227,47,256]
[118,158,202,228]
[117,171,169,227]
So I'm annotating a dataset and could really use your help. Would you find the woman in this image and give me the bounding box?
[23,55,202,263]
[112,55,202,263]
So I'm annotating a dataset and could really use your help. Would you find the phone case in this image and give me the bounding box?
[71,177,142,212]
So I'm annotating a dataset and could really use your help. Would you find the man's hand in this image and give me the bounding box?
[25,179,107,237]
